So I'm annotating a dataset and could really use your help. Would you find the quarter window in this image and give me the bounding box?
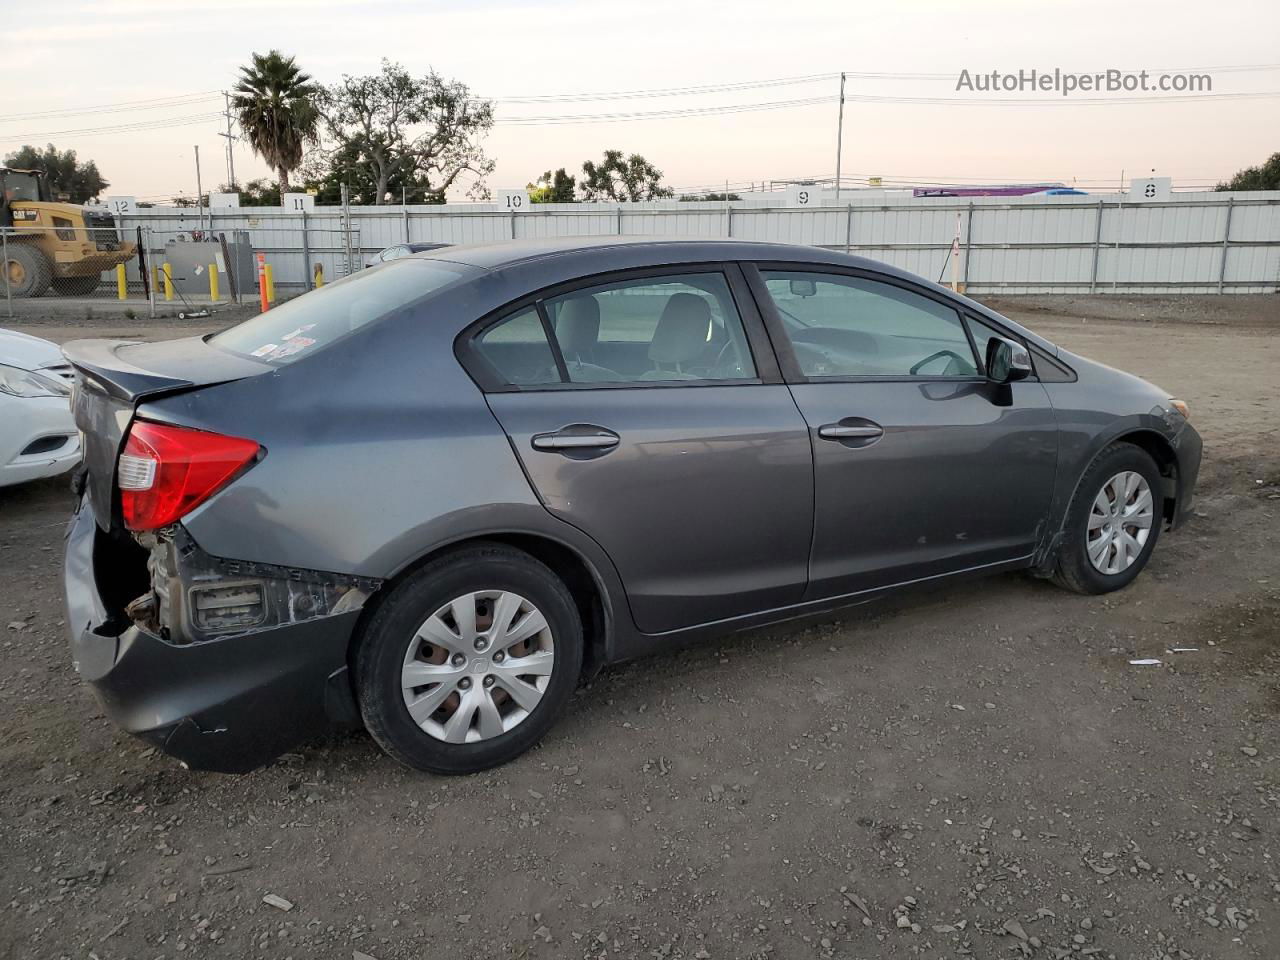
[761,271,978,379]
[473,309,561,386]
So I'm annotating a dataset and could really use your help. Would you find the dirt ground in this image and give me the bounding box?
[1,295,1277,960]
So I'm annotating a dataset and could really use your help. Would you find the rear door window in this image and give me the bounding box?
[210,258,473,364]
[541,273,756,384]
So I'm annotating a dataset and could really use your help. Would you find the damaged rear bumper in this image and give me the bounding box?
[64,499,371,773]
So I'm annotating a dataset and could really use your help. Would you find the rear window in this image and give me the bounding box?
[210,259,472,364]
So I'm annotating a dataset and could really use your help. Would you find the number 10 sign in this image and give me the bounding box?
[495,189,529,212]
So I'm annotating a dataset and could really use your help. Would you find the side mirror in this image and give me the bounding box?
[986,337,1032,383]
[789,279,817,297]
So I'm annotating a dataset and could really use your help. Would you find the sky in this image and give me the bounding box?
[2,0,1278,202]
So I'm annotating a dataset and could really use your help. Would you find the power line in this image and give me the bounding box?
[10,61,1279,122]
[840,90,1280,106]
[0,91,221,123]
[493,96,835,125]
[490,73,835,103]
[1,112,224,140]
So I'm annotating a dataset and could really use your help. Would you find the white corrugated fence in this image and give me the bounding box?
[116,190,1280,296]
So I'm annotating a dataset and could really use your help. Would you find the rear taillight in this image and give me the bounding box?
[118,421,261,531]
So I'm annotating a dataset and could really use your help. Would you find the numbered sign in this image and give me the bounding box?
[210,192,240,209]
[785,184,820,207]
[1129,177,1170,202]
[105,196,137,215]
[282,193,315,212]
[496,189,529,212]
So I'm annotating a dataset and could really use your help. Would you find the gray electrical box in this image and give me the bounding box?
[163,232,255,299]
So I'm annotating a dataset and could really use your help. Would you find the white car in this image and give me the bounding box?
[0,329,80,487]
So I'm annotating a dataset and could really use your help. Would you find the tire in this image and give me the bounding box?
[51,275,101,296]
[1053,443,1164,595]
[355,543,583,774]
[3,243,52,298]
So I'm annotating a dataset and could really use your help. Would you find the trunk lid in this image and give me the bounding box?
[63,336,271,528]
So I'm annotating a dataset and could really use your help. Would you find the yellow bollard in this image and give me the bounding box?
[209,263,219,302]
[151,265,160,293]
[264,263,276,303]
[116,264,127,301]
[313,263,324,288]
[162,263,174,302]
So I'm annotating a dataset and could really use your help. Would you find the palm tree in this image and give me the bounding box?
[231,51,320,198]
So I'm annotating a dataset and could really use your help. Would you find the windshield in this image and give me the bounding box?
[2,172,42,202]
[210,258,474,364]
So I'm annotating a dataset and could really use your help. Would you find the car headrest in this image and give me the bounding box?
[556,296,600,357]
[649,293,710,365]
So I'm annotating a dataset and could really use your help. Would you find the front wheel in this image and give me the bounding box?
[1053,443,1164,595]
[355,544,583,774]
[3,243,52,298]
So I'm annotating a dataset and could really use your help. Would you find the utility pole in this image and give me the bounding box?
[219,91,237,189]
[194,144,205,233]
[834,72,846,202]
[341,182,352,276]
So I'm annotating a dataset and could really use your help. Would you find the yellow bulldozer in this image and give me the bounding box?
[1,167,136,297]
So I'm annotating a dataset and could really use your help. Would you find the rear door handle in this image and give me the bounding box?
[531,425,620,453]
[818,423,884,440]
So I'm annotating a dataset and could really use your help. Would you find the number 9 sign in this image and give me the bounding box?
[785,184,818,207]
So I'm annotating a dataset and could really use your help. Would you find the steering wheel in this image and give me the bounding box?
[712,340,746,377]
[910,350,969,376]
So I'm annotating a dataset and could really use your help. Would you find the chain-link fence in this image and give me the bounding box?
[6,192,1278,317]
[2,220,362,318]
[1,221,146,310]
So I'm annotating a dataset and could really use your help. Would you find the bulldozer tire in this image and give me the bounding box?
[51,276,101,296]
[3,243,52,298]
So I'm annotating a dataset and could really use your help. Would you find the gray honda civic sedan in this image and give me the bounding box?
[63,238,1201,774]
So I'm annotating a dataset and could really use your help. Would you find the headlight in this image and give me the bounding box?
[0,363,71,398]
[1168,398,1190,420]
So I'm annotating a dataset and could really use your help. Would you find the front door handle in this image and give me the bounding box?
[532,434,619,451]
[531,424,621,454]
[818,422,884,441]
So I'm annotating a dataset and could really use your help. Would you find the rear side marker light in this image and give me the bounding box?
[119,421,262,531]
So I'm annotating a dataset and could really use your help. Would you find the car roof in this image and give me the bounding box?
[413,236,1059,355]
[418,236,874,272]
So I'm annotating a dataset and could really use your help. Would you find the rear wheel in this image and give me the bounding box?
[355,544,583,774]
[51,275,101,296]
[3,243,52,298]
[1054,443,1163,594]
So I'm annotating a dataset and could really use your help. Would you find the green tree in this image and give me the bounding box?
[303,138,439,205]
[3,144,108,203]
[528,168,576,203]
[317,60,494,204]
[579,150,672,202]
[231,50,321,197]
[1216,152,1280,191]
[215,179,283,206]
[678,192,741,202]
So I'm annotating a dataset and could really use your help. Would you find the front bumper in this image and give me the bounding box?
[1171,420,1203,529]
[64,500,363,773]
[0,393,80,488]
